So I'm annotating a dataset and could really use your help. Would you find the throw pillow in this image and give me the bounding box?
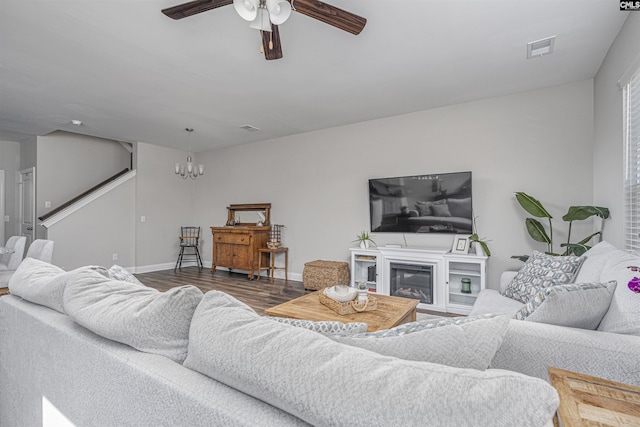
[502,251,585,303]
[184,291,558,427]
[107,264,144,286]
[328,314,509,370]
[597,252,640,336]
[8,258,108,313]
[63,268,204,363]
[266,317,368,334]
[431,204,452,217]
[447,197,472,218]
[574,241,621,283]
[415,201,432,216]
[514,281,617,330]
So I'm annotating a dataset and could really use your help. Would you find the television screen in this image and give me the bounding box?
[369,171,472,234]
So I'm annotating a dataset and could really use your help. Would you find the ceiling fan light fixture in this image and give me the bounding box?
[249,6,272,31]
[234,0,259,21]
[266,0,291,25]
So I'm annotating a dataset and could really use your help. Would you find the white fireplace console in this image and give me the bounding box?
[349,246,487,315]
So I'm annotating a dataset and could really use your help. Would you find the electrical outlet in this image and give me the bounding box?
[112,253,118,261]
[4,215,9,222]
[45,201,51,208]
[140,216,146,223]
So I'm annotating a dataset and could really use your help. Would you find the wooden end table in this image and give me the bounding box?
[257,247,288,283]
[548,367,640,427]
[265,291,418,332]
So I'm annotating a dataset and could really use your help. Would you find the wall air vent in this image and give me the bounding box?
[527,36,556,59]
[239,125,260,132]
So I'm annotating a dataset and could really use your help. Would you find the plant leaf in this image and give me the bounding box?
[515,192,553,218]
[562,206,611,222]
[511,255,529,262]
[525,218,551,244]
[477,240,491,256]
[561,243,590,256]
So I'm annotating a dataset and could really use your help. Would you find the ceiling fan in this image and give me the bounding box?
[161,0,366,60]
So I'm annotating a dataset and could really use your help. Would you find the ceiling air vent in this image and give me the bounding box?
[239,124,260,132]
[527,36,555,59]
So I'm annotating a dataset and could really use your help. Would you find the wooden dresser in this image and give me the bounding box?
[211,203,271,280]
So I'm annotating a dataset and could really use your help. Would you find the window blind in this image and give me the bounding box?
[624,64,640,251]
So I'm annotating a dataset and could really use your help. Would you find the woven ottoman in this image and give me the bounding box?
[303,260,350,291]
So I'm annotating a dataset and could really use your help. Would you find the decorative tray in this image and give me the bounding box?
[318,291,377,315]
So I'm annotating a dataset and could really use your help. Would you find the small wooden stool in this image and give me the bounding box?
[258,247,288,283]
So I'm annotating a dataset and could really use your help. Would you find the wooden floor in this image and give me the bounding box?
[137,267,308,316]
[137,267,452,317]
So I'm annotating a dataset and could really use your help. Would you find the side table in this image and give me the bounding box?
[258,247,288,283]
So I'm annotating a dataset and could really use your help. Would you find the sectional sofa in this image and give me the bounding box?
[0,258,558,427]
[471,241,640,386]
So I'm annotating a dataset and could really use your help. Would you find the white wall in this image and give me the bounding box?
[594,14,640,248]
[134,142,196,271]
[194,80,595,288]
[47,177,136,270]
[36,131,131,224]
[0,141,20,240]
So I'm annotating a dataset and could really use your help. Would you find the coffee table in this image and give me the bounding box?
[265,291,419,332]
[548,367,640,427]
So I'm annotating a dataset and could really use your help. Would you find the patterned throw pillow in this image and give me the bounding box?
[266,317,368,334]
[514,281,617,330]
[328,313,510,370]
[502,251,585,303]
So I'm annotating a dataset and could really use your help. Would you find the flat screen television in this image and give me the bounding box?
[369,171,473,234]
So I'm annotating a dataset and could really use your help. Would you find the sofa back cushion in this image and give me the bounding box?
[63,269,203,363]
[502,251,585,303]
[184,291,559,427]
[574,241,621,283]
[514,281,617,330]
[8,258,108,313]
[597,251,640,336]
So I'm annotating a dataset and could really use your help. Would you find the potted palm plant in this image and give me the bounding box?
[512,192,610,261]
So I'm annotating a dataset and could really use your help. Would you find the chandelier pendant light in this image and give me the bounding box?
[175,128,204,180]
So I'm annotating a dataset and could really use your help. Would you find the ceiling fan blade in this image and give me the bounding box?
[162,0,232,20]
[290,0,366,35]
[261,24,283,60]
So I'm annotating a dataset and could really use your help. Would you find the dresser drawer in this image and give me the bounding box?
[214,233,250,245]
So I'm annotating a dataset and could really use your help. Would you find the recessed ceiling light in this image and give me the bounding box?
[71,120,83,127]
[527,36,556,59]
[239,124,260,132]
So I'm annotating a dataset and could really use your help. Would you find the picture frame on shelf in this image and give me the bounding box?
[451,235,470,254]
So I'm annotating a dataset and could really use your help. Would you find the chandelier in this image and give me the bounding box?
[174,128,204,180]
[233,0,292,31]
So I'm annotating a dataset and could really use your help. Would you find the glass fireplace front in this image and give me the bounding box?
[389,262,433,304]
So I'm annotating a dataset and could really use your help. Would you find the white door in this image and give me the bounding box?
[19,168,36,247]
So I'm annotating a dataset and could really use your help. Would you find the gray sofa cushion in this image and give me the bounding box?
[8,257,108,313]
[574,241,620,283]
[63,268,203,363]
[469,289,525,317]
[328,313,510,370]
[491,319,640,386]
[184,291,559,427]
[503,251,585,303]
[514,281,617,329]
[597,251,640,336]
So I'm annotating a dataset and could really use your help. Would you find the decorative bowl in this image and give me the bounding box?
[323,285,357,303]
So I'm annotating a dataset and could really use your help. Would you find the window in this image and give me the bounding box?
[624,63,640,251]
